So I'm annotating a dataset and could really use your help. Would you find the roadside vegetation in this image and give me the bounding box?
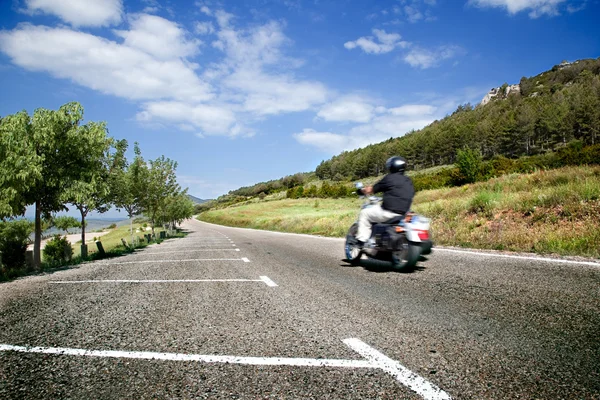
[0,102,195,281]
[199,165,600,259]
[0,218,187,282]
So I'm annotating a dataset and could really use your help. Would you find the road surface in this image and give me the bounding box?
[1,219,599,399]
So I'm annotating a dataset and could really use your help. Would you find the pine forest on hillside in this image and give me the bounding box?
[315,58,600,181]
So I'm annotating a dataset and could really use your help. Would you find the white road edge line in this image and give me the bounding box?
[344,338,451,400]
[259,276,278,287]
[49,278,276,285]
[435,248,600,267]
[0,339,450,399]
[195,220,600,268]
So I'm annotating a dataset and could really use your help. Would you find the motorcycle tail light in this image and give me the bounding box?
[417,230,429,240]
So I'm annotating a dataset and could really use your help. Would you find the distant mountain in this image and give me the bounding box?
[188,194,209,204]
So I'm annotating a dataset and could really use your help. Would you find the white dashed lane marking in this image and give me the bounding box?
[97,258,249,265]
[49,276,277,287]
[141,249,240,255]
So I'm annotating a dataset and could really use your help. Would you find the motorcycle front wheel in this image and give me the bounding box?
[391,241,421,272]
[345,223,362,265]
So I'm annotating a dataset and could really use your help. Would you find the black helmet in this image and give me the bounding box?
[385,156,407,174]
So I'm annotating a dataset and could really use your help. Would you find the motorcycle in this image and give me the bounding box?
[345,183,433,271]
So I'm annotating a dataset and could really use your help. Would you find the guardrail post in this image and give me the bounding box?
[95,241,105,256]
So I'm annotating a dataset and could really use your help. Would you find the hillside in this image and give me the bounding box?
[198,165,600,259]
[187,194,209,204]
[212,58,599,202]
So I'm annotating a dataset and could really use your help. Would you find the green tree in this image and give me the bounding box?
[0,102,96,268]
[139,155,180,235]
[110,142,147,244]
[455,147,483,184]
[159,191,195,229]
[63,127,123,247]
[0,219,33,269]
[52,216,81,234]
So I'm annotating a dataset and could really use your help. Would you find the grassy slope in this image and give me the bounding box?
[199,166,600,259]
[69,222,164,258]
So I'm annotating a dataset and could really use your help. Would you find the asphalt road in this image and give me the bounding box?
[1,219,599,399]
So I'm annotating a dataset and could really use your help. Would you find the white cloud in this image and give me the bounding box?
[199,5,213,16]
[115,14,201,60]
[388,104,436,116]
[344,29,409,54]
[469,0,568,17]
[226,69,328,115]
[404,5,424,22]
[317,96,376,123]
[403,45,462,69]
[136,101,239,136]
[23,0,123,27]
[195,21,215,35]
[1,8,331,138]
[211,18,329,115]
[0,24,212,102]
[295,103,439,153]
[293,129,352,153]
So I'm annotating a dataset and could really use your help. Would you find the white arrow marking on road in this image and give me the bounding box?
[0,339,450,399]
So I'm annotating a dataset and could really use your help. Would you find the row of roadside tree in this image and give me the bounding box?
[0,102,194,271]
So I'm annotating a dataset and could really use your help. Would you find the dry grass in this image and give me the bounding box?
[199,166,600,258]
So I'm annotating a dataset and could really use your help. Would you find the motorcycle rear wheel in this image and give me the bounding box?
[345,223,362,265]
[391,242,421,272]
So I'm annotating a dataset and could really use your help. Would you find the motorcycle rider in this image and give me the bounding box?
[355,156,415,247]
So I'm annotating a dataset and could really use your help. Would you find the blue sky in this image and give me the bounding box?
[1,0,599,217]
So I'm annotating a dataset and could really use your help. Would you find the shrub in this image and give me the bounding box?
[469,190,500,216]
[0,220,33,270]
[412,167,459,191]
[455,147,483,184]
[489,155,515,176]
[43,235,73,265]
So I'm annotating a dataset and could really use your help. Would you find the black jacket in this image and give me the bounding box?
[372,173,415,214]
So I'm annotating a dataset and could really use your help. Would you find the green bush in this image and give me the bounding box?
[107,223,117,229]
[469,190,500,216]
[412,167,460,191]
[489,155,515,176]
[456,147,483,184]
[0,219,33,270]
[43,235,73,265]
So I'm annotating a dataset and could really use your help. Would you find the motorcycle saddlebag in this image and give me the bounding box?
[374,224,404,251]
[373,224,389,246]
[386,229,405,251]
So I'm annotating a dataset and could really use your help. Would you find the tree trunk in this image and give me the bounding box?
[130,215,134,246]
[34,201,42,269]
[80,211,86,246]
